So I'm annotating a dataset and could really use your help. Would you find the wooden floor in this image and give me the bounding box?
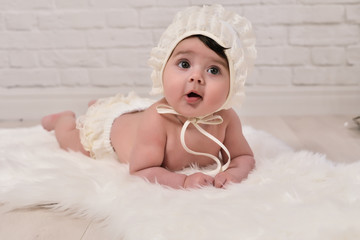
[241,115,360,164]
[0,115,359,239]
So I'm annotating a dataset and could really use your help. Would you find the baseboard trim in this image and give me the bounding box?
[1,86,359,120]
[238,85,360,116]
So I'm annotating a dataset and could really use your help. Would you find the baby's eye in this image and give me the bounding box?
[178,60,190,69]
[208,67,220,75]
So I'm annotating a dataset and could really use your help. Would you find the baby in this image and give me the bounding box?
[42,5,257,189]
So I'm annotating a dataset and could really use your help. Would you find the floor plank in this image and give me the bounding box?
[0,208,90,240]
[241,115,360,163]
[241,115,305,150]
[282,115,360,163]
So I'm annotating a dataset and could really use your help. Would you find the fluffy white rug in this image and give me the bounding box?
[0,125,360,240]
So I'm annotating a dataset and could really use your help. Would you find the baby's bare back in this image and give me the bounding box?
[110,103,228,171]
[110,110,142,163]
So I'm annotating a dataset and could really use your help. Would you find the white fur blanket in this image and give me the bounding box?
[0,126,360,240]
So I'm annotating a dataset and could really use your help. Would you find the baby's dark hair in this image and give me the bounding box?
[192,34,229,64]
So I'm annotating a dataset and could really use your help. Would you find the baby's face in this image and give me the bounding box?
[162,37,230,118]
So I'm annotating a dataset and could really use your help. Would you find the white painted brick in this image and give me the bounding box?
[38,12,105,30]
[261,0,296,3]
[0,0,53,10]
[107,49,148,68]
[244,5,344,25]
[88,29,153,48]
[0,69,59,87]
[293,66,360,85]
[138,49,151,68]
[0,1,358,114]
[299,5,345,24]
[58,11,105,29]
[89,0,156,8]
[108,47,150,68]
[191,0,260,4]
[151,29,165,45]
[245,68,258,86]
[0,33,8,48]
[135,68,152,86]
[254,26,288,46]
[257,46,310,66]
[346,5,360,23]
[0,31,87,50]
[89,68,151,86]
[5,13,37,30]
[60,69,90,86]
[256,67,292,85]
[107,9,139,28]
[0,51,9,67]
[311,47,346,66]
[290,25,359,46]
[54,0,89,9]
[0,14,3,28]
[9,50,38,68]
[156,0,190,6]
[347,46,360,65]
[140,8,181,28]
[0,31,87,49]
[0,32,28,49]
[299,0,359,4]
[21,32,49,49]
[37,14,60,30]
[0,13,3,28]
[40,50,106,68]
[45,31,87,49]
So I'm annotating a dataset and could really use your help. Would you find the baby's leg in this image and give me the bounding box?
[41,111,89,156]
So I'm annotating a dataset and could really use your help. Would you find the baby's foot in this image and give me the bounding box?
[41,111,75,131]
[88,99,97,107]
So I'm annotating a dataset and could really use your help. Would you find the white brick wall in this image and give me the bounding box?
[0,0,359,119]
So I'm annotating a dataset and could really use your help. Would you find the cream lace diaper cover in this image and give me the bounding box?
[76,92,154,159]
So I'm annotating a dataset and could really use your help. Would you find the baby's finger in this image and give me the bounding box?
[214,174,227,188]
[203,175,214,186]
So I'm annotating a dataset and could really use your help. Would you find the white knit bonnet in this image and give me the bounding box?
[148,4,256,112]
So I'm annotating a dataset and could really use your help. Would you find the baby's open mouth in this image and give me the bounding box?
[185,91,202,104]
[187,92,202,99]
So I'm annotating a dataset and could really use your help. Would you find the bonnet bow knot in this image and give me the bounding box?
[156,104,231,176]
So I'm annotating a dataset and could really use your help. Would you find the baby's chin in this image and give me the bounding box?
[165,98,224,118]
[176,107,222,119]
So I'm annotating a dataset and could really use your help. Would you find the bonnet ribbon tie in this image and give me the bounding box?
[156,104,231,175]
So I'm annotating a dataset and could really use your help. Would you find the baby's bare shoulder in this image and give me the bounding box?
[218,108,241,125]
[138,100,168,134]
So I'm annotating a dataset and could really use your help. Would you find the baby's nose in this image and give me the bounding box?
[189,72,204,85]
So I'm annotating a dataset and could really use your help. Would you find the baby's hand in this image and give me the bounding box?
[214,171,241,188]
[183,172,214,189]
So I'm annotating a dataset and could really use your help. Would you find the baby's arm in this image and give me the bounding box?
[129,107,213,189]
[214,110,255,188]
[214,155,254,188]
